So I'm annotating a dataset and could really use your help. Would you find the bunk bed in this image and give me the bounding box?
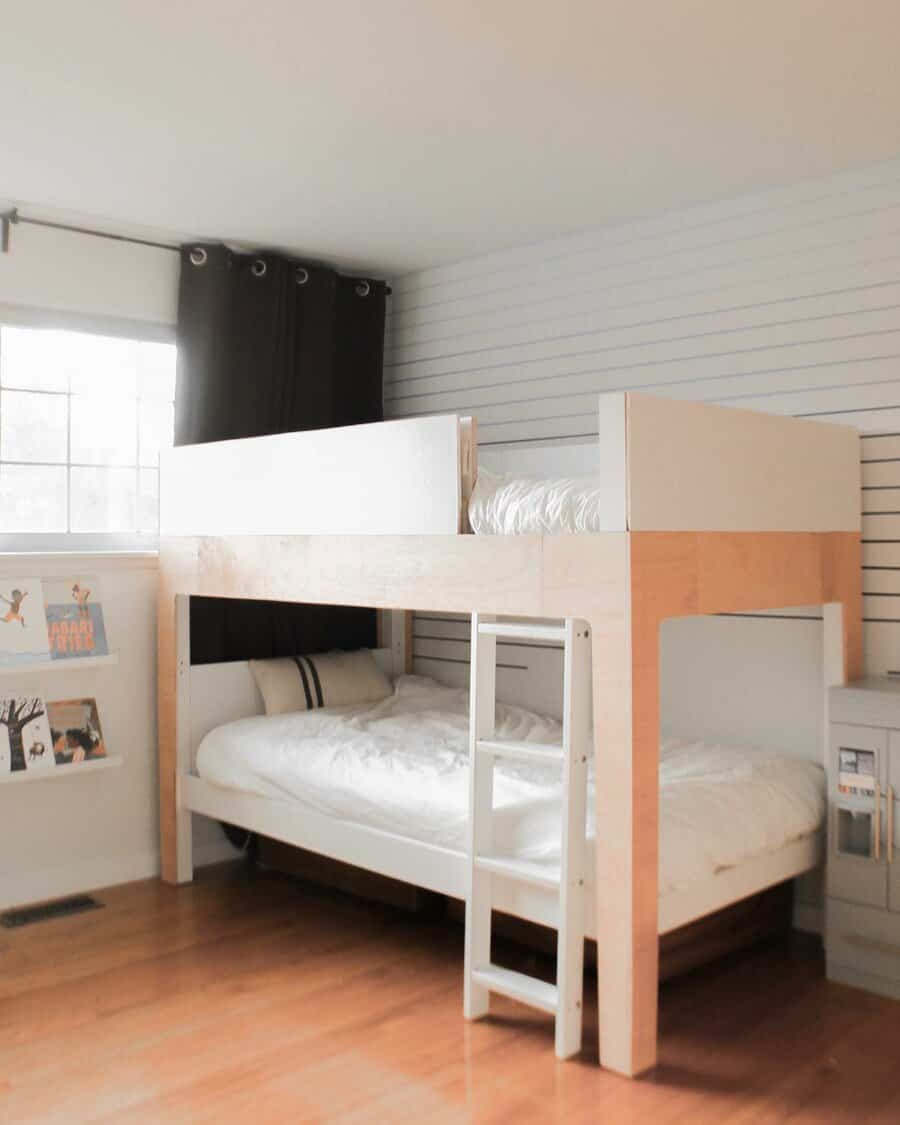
[158,391,862,1078]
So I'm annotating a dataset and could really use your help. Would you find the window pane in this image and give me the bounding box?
[68,334,139,397]
[138,342,177,400]
[70,467,137,532]
[0,326,70,391]
[138,468,159,532]
[0,389,68,463]
[138,399,173,467]
[67,330,140,398]
[70,395,137,465]
[0,325,174,545]
[0,464,67,531]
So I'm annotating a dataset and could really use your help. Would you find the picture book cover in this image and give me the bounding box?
[47,697,106,767]
[44,577,109,660]
[0,697,55,777]
[0,578,51,666]
[839,746,877,796]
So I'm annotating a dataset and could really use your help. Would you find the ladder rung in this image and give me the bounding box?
[474,854,561,890]
[476,738,563,765]
[472,965,559,1014]
[477,621,566,644]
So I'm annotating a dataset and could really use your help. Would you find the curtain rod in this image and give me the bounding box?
[0,208,392,293]
[0,208,179,253]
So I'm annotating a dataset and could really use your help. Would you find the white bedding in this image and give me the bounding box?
[195,675,825,896]
[468,468,612,535]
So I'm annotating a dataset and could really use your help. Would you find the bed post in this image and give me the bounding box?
[591,534,661,1077]
[384,609,414,678]
[823,531,864,693]
[459,416,477,534]
[159,586,193,885]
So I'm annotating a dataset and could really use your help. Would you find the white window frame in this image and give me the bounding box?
[0,308,175,555]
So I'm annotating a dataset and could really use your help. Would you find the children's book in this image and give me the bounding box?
[47,697,106,767]
[0,578,51,666]
[0,697,55,777]
[838,746,877,797]
[44,577,109,660]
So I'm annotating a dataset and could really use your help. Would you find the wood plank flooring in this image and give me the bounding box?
[2,862,900,1124]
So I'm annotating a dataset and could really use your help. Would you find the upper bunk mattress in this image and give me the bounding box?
[469,468,613,535]
[195,675,824,896]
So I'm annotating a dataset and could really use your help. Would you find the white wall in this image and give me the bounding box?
[387,155,900,753]
[0,227,236,909]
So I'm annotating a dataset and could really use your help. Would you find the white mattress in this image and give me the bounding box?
[468,468,612,535]
[195,675,825,896]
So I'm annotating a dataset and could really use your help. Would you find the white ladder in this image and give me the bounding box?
[463,613,591,1059]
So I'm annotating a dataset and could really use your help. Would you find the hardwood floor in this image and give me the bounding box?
[2,863,900,1124]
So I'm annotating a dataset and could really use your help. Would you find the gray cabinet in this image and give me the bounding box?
[889,732,900,914]
[827,679,900,1000]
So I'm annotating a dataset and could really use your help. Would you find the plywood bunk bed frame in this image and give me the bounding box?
[158,391,862,1078]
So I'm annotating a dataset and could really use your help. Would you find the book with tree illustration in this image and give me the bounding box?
[44,577,109,660]
[0,578,51,666]
[47,697,106,766]
[0,698,55,776]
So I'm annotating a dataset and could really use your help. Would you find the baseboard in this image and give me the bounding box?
[827,960,900,1001]
[194,838,243,867]
[793,902,824,936]
[0,838,242,911]
[0,851,161,912]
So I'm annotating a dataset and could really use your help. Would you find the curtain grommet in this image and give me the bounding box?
[251,258,267,278]
[355,280,371,297]
[189,247,208,267]
[296,266,309,285]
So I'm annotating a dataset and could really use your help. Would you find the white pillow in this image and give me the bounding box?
[468,467,609,535]
[250,649,392,716]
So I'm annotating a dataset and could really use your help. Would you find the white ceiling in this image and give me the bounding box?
[3,1,900,276]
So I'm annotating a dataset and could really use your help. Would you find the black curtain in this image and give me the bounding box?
[175,244,387,664]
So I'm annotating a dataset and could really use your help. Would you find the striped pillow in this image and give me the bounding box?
[249,649,392,716]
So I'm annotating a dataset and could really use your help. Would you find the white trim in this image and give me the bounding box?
[193,835,242,868]
[0,835,240,912]
[793,901,824,935]
[0,551,158,572]
[0,535,162,555]
[0,302,175,343]
[0,848,160,912]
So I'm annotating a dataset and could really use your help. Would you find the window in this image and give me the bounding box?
[0,324,176,550]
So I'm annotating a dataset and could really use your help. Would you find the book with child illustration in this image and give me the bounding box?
[43,577,109,660]
[0,578,51,666]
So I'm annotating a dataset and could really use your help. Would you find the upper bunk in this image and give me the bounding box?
[157,391,863,655]
[160,391,861,539]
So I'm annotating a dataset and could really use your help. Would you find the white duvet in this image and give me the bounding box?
[196,675,825,895]
[468,468,611,535]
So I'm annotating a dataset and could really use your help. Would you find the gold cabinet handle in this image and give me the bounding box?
[889,786,895,865]
[875,782,882,862]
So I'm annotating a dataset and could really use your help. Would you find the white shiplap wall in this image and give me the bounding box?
[385,156,900,743]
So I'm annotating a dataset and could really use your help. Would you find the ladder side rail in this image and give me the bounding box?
[555,618,591,1058]
[464,611,497,1020]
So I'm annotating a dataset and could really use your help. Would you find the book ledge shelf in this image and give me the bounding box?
[2,756,122,785]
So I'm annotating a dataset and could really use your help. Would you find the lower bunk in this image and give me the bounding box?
[183,660,824,945]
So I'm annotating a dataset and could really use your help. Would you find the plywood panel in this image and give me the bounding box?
[626,394,860,533]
